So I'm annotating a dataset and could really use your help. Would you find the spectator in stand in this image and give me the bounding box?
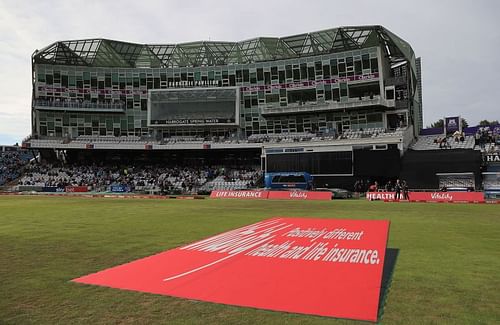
[488,128,494,143]
[0,150,32,185]
[441,137,451,149]
[17,163,262,195]
[475,131,481,146]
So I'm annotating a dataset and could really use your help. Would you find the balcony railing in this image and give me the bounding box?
[385,76,407,86]
[33,99,125,112]
[395,99,409,109]
[260,96,392,115]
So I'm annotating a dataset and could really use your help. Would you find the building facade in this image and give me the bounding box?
[31,26,421,141]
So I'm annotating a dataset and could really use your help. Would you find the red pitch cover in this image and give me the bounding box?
[73,217,390,322]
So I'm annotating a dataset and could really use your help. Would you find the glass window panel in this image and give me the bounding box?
[346,57,353,67]
[323,65,330,78]
[285,65,292,79]
[362,54,370,70]
[307,67,315,80]
[354,61,362,75]
[370,58,379,73]
[279,70,285,83]
[264,71,271,84]
[257,68,264,81]
[340,83,348,97]
[271,66,278,77]
[300,63,307,79]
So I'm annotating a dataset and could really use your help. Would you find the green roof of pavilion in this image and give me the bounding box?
[32,25,416,70]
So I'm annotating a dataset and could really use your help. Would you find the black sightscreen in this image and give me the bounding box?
[354,148,401,177]
[267,151,352,175]
[400,149,481,189]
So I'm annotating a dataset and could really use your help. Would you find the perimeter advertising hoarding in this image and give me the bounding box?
[210,190,269,199]
[366,191,485,202]
[110,185,129,193]
[41,186,64,193]
[409,191,484,202]
[210,190,332,200]
[267,190,332,200]
[65,186,88,193]
[73,217,390,322]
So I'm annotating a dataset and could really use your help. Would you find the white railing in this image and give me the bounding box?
[34,99,125,111]
[261,96,390,115]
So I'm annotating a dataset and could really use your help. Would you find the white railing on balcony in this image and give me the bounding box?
[33,99,125,112]
[261,96,391,115]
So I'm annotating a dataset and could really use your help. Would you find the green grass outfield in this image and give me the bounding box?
[0,196,499,324]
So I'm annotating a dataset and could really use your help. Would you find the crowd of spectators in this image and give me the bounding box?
[30,127,406,148]
[17,163,262,194]
[433,136,452,149]
[0,150,32,186]
[18,164,122,191]
[247,133,315,144]
[475,126,500,150]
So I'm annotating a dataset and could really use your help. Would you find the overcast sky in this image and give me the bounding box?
[0,0,499,145]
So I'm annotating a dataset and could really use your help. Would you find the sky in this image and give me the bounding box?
[0,0,499,145]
